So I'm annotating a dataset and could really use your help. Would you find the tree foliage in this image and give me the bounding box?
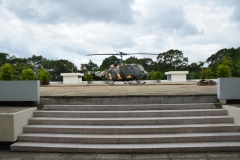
[37,68,52,82]
[85,60,99,71]
[1,46,240,81]
[100,56,120,70]
[157,49,188,73]
[200,68,212,79]
[216,65,231,78]
[207,47,240,77]
[0,63,13,80]
[21,68,35,80]
[0,53,9,66]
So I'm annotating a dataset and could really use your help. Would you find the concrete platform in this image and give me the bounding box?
[2,148,240,160]
[40,82,218,105]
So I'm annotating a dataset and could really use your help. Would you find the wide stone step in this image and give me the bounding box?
[28,116,233,125]
[11,142,240,153]
[23,124,240,134]
[33,109,227,118]
[17,132,240,144]
[42,103,218,111]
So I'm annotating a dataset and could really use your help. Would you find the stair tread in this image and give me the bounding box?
[11,141,240,148]
[35,109,225,113]
[19,132,240,138]
[29,116,232,120]
[24,123,239,128]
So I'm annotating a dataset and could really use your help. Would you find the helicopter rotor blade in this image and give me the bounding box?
[86,54,118,56]
[126,53,159,55]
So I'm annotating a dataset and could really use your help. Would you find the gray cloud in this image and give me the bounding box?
[157,7,185,30]
[141,3,202,37]
[0,0,239,66]
[206,0,240,23]
[2,0,136,24]
[230,1,240,22]
[159,7,202,36]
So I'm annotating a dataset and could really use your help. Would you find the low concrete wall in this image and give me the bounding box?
[0,81,40,103]
[40,95,218,105]
[0,107,37,142]
[223,105,240,125]
[217,78,240,104]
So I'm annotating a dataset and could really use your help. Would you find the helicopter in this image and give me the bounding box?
[83,50,159,85]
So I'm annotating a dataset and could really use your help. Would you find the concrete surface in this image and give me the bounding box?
[40,83,218,105]
[1,149,240,160]
[0,107,37,142]
[40,82,216,97]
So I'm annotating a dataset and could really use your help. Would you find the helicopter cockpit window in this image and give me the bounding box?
[128,66,132,73]
[137,65,144,71]
[132,65,139,72]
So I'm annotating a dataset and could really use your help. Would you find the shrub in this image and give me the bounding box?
[21,68,35,80]
[154,71,162,80]
[37,69,52,82]
[216,65,231,78]
[200,69,212,79]
[84,74,93,81]
[0,63,13,80]
[148,71,155,80]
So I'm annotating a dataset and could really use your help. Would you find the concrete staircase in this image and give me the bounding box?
[11,103,240,153]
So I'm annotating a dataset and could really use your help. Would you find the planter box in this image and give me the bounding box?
[0,81,40,104]
[217,78,240,104]
[0,107,37,142]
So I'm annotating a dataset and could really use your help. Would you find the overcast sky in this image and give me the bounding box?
[0,0,239,69]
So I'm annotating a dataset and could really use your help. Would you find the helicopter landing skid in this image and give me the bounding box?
[137,80,146,84]
[108,80,115,85]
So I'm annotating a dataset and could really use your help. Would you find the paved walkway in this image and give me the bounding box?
[1,148,240,160]
[40,82,217,97]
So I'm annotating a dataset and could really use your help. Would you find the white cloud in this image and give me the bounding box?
[0,0,239,68]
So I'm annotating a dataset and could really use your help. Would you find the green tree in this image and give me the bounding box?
[125,56,139,64]
[85,60,99,71]
[42,59,78,81]
[0,53,9,66]
[157,49,188,72]
[206,47,240,77]
[0,63,13,80]
[138,58,155,72]
[200,68,212,79]
[216,65,231,78]
[236,60,240,76]
[187,72,199,79]
[221,56,232,66]
[100,56,120,70]
[28,55,46,72]
[187,62,202,79]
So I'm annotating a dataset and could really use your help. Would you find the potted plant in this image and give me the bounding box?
[0,63,40,104]
[37,69,52,85]
[216,64,240,104]
[0,63,13,80]
[20,68,35,80]
[84,74,93,84]
[154,71,162,83]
